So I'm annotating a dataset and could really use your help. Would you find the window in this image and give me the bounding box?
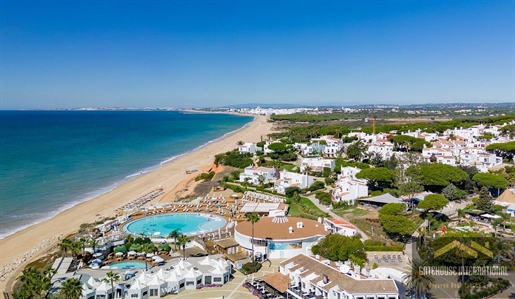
[186,281,194,286]
[150,289,158,296]
[142,291,148,296]
[205,276,212,284]
[131,294,139,298]
[214,277,222,282]
[179,282,185,288]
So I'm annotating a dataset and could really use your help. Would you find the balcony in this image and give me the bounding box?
[287,286,323,299]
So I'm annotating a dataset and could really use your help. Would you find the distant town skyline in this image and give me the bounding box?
[1,0,514,109]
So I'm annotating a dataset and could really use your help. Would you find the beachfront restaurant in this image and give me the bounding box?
[234,216,329,259]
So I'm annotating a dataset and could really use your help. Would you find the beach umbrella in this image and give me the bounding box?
[93,252,103,258]
[146,253,154,258]
[115,252,124,256]
[91,259,102,264]
[114,245,127,253]
[158,243,171,251]
[101,266,110,269]
[128,251,137,256]
[129,244,142,251]
[137,252,145,256]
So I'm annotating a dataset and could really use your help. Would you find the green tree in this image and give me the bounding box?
[307,181,325,192]
[417,194,449,212]
[311,235,366,262]
[379,203,407,216]
[486,141,515,160]
[475,186,495,213]
[346,141,368,162]
[237,140,244,146]
[16,267,51,299]
[403,259,435,299]
[104,271,120,299]
[59,278,83,299]
[58,239,72,258]
[168,228,181,251]
[355,167,395,189]
[246,212,260,264]
[177,234,191,258]
[472,173,509,196]
[379,215,417,239]
[419,163,468,189]
[398,181,424,202]
[284,186,302,198]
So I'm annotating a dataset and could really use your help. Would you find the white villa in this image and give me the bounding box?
[311,135,343,157]
[323,218,358,236]
[239,166,277,185]
[331,166,368,204]
[279,254,400,299]
[296,141,326,157]
[422,137,503,172]
[274,170,315,194]
[238,142,261,155]
[300,157,335,173]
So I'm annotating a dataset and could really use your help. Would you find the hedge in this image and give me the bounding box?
[365,245,404,252]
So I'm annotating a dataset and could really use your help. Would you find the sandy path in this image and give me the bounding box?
[0,114,273,292]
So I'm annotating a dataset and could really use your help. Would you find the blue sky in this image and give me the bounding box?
[1,0,514,109]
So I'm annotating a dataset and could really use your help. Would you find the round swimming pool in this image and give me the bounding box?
[123,213,227,236]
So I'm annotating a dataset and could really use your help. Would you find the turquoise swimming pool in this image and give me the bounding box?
[123,213,226,236]
[110,261,147,269]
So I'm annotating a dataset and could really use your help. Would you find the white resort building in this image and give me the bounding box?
[279,254,400,299]
[234,216,329,259]
[274,170,316,194]
[300,157,336,173]
[53,255,231,299]
[331,166,368,204]
[239,166,277,185]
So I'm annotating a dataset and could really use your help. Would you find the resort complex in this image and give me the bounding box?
[4,112,515,299]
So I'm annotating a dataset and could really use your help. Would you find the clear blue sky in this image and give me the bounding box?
[1,0,514,109]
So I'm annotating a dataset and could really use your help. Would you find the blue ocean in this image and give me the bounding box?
[0,111,252,239]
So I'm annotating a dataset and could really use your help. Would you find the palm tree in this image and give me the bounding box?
[59,278,83,299]
[18,267,51,299]
[403,258,435,299]
[69,241,82,266]
[104,271,120,299]
[237,140,244,146]
[43,267,57,279]
[168,229,181,251]
[246,212,260,264]
[88,238,99,253]
[177,234,191,258]
[58,239,72,258]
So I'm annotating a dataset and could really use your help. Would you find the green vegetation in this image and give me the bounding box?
[12,267,53,299]
[403,259,435,299]
[241,261,262,274]
[195,171,215,182]
[388,135,431,152]
[419,163,468,189]
[311,235,366,263]
[306,180,325,192]
[355,167,395,189]
[486,141,515,160]
[287,196,329,220]
[214,150,253,168]
[417,194,449,212]
[472,173,509,190]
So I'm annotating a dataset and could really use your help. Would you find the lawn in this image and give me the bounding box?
[288,197,329,220]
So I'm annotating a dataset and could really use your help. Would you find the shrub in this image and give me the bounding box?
[241,262,262,274]
[364,245,404,251]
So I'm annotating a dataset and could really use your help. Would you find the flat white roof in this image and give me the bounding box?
[240,202,281,213]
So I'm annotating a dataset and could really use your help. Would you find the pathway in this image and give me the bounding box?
[305,194,370,240]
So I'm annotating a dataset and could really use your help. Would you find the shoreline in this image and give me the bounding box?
[0,111,254,240]
[0,114,273,292]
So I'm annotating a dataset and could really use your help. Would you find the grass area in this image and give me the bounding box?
[333,207,370,218]
[280,163,297,171]
[288,197,329,220]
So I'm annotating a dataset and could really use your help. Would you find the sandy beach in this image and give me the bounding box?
[0,114,274,292]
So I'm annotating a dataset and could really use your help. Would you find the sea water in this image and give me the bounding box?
[0,110,252,239]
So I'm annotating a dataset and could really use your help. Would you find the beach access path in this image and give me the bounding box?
[0,114,274,292]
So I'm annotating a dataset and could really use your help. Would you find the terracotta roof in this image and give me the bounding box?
[214,238,239,249]
[280,254,398,294]
[235,216,329,241]
[262,272,290,293]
